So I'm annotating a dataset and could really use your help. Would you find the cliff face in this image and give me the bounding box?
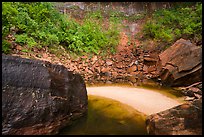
[53,2,172,15]
[2,55,88,135]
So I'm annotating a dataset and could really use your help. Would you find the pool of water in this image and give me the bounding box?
[59,83,185,135]
[59,95,148,135]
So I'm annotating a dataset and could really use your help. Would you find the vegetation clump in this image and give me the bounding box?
[2,2,120,55]
[142,2,202,47]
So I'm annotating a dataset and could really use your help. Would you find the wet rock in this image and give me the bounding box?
[2,55,88,135]
[175,82,202,99]
[158,39,202,86]
[194,93,202,99]
[184,96,195,101]
[146,99,202,135]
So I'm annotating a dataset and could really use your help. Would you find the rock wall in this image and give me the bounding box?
[2,54,88,135]
[54,2,172,15]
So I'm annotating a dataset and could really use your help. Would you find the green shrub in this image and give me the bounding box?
[2,2,120,55]
[15,34,37,47]
[2,40,12,54]
[143,2,202,46]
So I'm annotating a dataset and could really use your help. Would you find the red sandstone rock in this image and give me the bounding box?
[116,62,124,69]
[143,65,148,74]
[147,65,156,73]
[106,59,113,66]
[111,72,118,77]
[158,39,202,86]
[101,67,111,73]
[146,99,202,135]
[137,65,143,71]
[127,65,137,73]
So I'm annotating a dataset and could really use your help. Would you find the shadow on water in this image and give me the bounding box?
[59,95,148,135]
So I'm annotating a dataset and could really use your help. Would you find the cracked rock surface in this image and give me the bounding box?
[2,55,88,135]
[158,38,202,87]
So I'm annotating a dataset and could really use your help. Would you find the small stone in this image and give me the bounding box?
[111,72,118,77]
[127,65,137,73]
[148,65,156,73]
[143,65,148,73]
[137,65,143,71]
[184,96,195,101]
[135,60,139,65]
[106,59,113,66]
[194,93,202,99]
[16,45,22,50]
[106,81,112,84]
[101,67,111,73]
[116,62,123,69]
[42,53,48,58]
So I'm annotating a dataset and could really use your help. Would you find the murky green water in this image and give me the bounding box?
[59,95,148,135]
[59,82,185,135]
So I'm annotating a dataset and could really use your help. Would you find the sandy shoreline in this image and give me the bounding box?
[87,86,183,115]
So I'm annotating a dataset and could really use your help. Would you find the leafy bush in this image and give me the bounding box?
[15,34,37,47]
[143,2,202,46]
[2,40,12,54]
[2,2,120,55]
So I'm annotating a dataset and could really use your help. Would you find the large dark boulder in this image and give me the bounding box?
[2,55,88,135]
[146,98,202,135]
[157,39,202,87]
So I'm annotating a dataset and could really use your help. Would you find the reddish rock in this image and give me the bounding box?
[158,39,202,86]
[114,54,123,62]
[146,99,202,135]
[81,55,87,59]
[127,65,137,73]
[101,67,111,73]
[106,59,113,66]
[42,53,48,58]
[143,65,148,74]
[91,56,97,64]
[144,57,158,62]
[16,45,22,51]
[147,65,156,73]
[129,71,140,76]
[116,62,124,69]
[111,72,118,77]
[137,65,143,71]
[127,75,137,83]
